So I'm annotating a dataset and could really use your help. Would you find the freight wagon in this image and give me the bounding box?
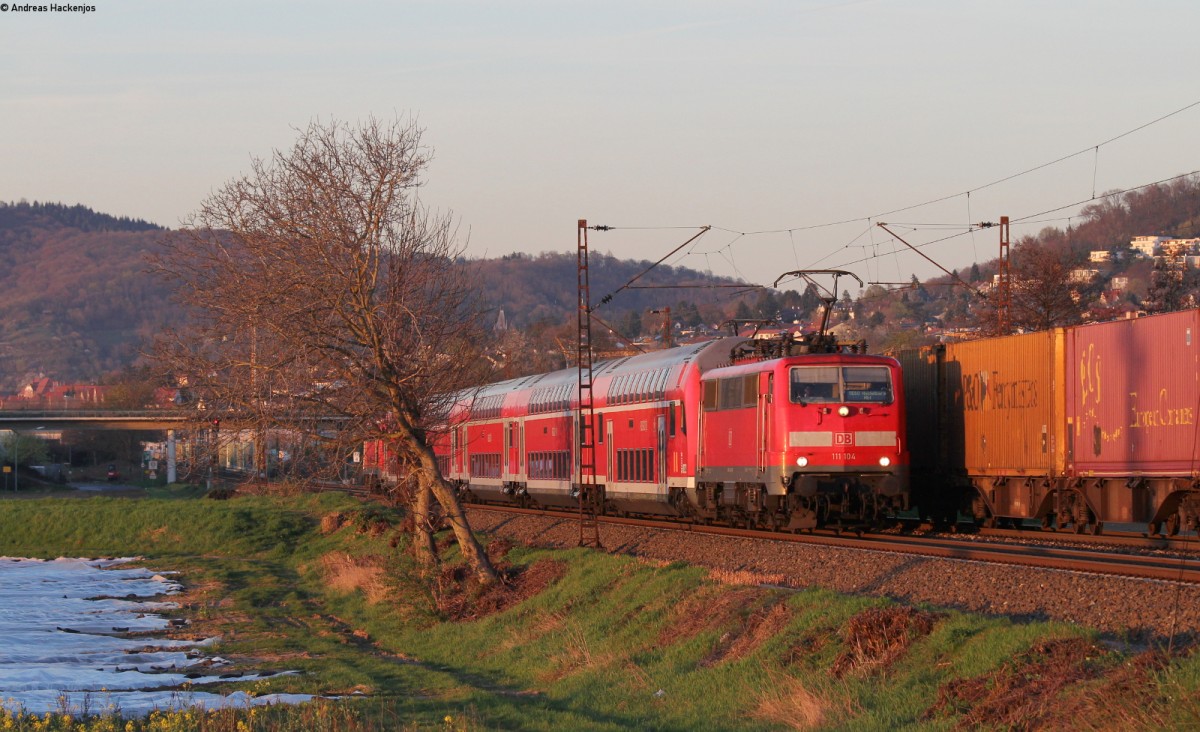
[900,309,1200,535]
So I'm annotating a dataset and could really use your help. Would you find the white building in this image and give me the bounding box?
[1131,235,1169,257]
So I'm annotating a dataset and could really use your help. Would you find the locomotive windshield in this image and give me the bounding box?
[790,365,893,404]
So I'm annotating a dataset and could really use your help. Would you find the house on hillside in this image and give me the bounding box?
[1131,236,1169,257]
[4,378,109,409]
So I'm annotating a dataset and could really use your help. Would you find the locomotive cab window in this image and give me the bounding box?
[841,366,893,403]
[790,367,840,403]
[790,366,892,405]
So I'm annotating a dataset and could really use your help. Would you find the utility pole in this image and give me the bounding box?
[576,220,602,548]
[650,307,672,349]
[997,216,1011,335]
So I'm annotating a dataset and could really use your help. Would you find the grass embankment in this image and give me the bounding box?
[1,489,1199,730]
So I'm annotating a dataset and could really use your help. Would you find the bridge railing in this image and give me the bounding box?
[0,408,194,421]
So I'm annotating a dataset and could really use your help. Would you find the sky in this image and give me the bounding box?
[2,0,1199,296]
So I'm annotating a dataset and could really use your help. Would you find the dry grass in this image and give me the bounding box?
[1029,649,1172,731]
[831,606,940,678]
[926,637,1114,729]
[320,551,391,604]
[435,558,568,622]
[708,567,787,587]
[141,524,181,544]
[753,670,832,730]
[657,586,767,647]
[320,511,346,534]
[538,617,618,682]
[701,601,793,667]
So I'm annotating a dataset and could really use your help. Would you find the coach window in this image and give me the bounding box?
[634,371,649,402]
[790,367,840,404]
[668,403,677,437]
[654,368,669,400]
[597,413,605,443]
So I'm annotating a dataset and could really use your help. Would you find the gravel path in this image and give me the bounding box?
[468,508,1200,643]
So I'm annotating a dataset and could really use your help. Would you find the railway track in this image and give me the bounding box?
[285,479,1200,583]
[469,504,1200,585]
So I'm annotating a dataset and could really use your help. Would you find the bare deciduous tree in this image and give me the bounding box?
[979,238,1088,334]
[150,116,498,584]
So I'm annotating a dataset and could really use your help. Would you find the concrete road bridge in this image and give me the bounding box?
[0,409,193,431]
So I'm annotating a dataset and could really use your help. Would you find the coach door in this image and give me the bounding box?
[657,414,668,486]
[504,420,518,480]
[607,419,615,484]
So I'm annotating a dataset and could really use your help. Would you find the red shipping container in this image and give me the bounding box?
[1067,310,1200,476]
[1066,310,1200,524]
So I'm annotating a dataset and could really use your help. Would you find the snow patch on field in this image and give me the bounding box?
[0,557,311,716]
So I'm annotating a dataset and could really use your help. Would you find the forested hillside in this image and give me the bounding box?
[0,201,173,389]
[4,176,1199,389]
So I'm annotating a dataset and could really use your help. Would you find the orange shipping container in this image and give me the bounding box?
[941,330,1067,480]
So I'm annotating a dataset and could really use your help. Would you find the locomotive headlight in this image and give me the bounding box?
[796,456,809,467]
[838,406,851,417]
[878,456,891,467]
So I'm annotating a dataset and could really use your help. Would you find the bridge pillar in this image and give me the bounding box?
[167,430,177,485]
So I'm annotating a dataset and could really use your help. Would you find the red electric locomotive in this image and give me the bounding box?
[427,330,910,530]
[695,339,909,529]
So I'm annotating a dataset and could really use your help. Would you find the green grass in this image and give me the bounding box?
[1,493,1199,730]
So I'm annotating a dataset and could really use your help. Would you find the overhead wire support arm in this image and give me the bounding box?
[594,225,712,307]
[875,223,984,297]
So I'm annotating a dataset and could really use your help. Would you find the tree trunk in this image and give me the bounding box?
[391,418,500,585]
[426,471,499,584]
[410,482,438,572]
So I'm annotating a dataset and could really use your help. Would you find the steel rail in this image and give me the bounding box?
[468,504,1200,585]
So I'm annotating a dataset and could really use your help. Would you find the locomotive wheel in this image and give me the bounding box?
[1166,513,1181,537]
[1147,521,1160,537]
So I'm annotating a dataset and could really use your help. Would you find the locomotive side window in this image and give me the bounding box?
[703,380,719,411]
[743,374,757,406]
[720,377,743,410]
[841,366,893,403]
[790,367,840,403]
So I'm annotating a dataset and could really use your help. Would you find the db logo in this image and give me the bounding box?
[834,432,854,446]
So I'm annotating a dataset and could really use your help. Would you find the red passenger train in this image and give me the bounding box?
[416,332,910,530]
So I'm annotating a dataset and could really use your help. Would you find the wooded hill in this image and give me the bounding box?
[0,201,170,390]
[0,202,769,390]
[4,176,1200,389]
